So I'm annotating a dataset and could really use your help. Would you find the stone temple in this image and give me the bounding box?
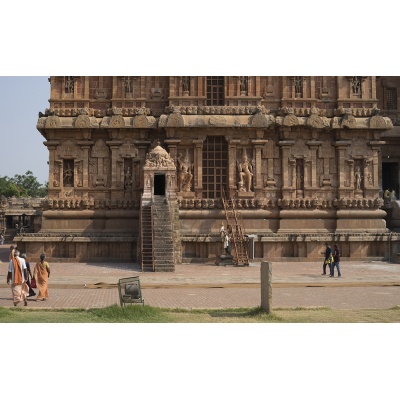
[13,76,400,270]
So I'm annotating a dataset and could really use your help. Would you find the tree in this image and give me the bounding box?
[0,171,48,198]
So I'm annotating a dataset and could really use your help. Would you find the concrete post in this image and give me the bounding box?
[261,261,272,313]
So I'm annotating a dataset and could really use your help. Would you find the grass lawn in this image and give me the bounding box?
[1,305,400,323]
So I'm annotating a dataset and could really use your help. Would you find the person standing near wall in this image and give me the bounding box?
[332,244,342,278]
[321,242,333,276]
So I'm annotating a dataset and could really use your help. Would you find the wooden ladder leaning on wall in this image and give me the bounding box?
[221,188,250,266]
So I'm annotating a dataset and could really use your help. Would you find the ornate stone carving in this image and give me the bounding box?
[251,107,275,128]
[75,114,91,128]
[45,116,61,129]
[370,115,389,129]
[209,116,227,126]
[57,140,81,159]
[166,108,184,127]
[177,149,194,192]
[290,140,311,159]
[307,107,325,129]
[119,141,138,158]
[283,112,299,127]
[347,139,373,159]
[145,143,175,168]
[109,115,125,128]
[341,109,357,129]
[91,139,110,187]
[237,149,254,192]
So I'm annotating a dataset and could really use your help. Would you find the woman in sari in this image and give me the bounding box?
[33,253,50,301]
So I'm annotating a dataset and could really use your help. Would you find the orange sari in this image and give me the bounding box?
[34,261,50,300]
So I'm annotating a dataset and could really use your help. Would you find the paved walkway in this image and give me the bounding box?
[1,245,400,309]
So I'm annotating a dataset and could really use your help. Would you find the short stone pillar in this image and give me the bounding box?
[261,261,272,313]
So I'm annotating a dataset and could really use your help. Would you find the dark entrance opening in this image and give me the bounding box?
[154,174,166,195]
[382,162,399,196]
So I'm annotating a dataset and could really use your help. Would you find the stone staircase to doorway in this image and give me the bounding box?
[140,195,175,272]
[152,195,175,271]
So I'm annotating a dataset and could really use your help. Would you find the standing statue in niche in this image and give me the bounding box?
[238,76,247,93]
[182,76,190,93]
[124,167,133,191]
[63,163,73,186]
[351,77,361,95]
[296,163,304,190]
[294,76,304,96]
[64,77,75,93]
[237,152,253,192]
[123,76,133,95]
[177,150,193,192]
[354,166,362,190]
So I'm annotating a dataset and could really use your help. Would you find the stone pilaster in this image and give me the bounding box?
[44,141,59,189]
[334,141,352,198]
[278,141,295,198]
[193,139,204,197]
[78,141,94,188]
[228,139,240,195]
[252,139,268,197]
[306,141,322,189]
[106,141,123,189]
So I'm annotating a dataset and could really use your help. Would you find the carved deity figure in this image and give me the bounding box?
[177,150,194,192]
[238,76,247,92]
[182,76,190,92]
[294,76,304,96]
[351,77,361,95]
[64,77,75,93]
[237,153,253,192]
[296,163,304,190]
[63,163,74,186]
[123,76,133,95]
[354,166,362,190]
[124,167,133,191]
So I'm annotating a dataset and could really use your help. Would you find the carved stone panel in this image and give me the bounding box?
[57,140,82,160]
[91,139,110,187]
[290,140,311,159]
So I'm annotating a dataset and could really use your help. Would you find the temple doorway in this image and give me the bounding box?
[382,162,399,196]
[154,174,166,195]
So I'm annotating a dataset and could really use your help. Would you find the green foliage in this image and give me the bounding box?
[0,171,47,198]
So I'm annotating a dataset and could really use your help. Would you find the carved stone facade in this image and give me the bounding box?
[14,76,400,262]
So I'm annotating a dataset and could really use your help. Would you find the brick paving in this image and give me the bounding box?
[1,244,400,310]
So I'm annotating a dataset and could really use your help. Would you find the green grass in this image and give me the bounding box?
[1,305,400,323]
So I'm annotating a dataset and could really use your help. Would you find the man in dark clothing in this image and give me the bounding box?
[321,242,333,276]
[332,244,342,277]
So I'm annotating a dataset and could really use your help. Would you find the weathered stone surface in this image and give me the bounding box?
[44,116,61,129]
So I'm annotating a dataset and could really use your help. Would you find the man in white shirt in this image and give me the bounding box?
[7,249,28,306]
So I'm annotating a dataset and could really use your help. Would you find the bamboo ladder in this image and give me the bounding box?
[221,188,250,266]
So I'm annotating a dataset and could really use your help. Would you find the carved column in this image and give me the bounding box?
[107,141,123,189]
[137,141,151,190]
[78,142,93,188]
[228,139,240,194]
[334,141,352,197]
[165,139,181,162]
[165,139,181,192]
[279,141,295,198]
[44,141,59,189]
[370,141,385,189]
[252,139,268,197]
[307,142,322,189]
[193,139,204,197]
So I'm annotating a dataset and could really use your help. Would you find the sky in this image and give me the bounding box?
[0,76,50,184]
[1,3,398,397]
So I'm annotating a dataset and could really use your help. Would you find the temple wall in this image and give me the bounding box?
[14,76,400,263]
